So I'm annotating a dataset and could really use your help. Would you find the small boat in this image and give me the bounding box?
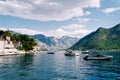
[64,50,79,56]
[82,50,89,54]
[75,53,79,56]
[47,51,54,54]
[83,54,113,60]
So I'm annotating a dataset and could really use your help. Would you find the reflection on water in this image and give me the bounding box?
[17,55,34,77]
[0,51,120,80]
[19,55,34,69]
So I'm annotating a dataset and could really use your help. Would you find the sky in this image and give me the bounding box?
[0,0,120,38]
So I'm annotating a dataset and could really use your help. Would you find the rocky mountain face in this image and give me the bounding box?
[32,34,79,49]
[71,23,120,50]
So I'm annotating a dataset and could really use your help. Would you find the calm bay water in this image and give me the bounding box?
[0,51,120,80]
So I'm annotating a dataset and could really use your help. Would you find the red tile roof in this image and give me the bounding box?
[0,38,4,41]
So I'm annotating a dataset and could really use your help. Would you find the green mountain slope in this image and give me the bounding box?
[71,23,120,50]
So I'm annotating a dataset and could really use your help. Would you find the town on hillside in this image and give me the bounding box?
[0,29,40,56]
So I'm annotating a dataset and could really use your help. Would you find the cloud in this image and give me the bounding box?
[0,24,92,38]
[62,24,85,30]
[10,28,44,35]
[76,18,90,24]
[44,24,92,38]
[85,11,91,15]
[0,27,44,35]
[44,28,68,38]
[103,7,120,13]
[0,0,101,21]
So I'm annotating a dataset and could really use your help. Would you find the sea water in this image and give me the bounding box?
[0,51,120,80]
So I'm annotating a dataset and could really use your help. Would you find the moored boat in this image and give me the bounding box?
[82,50,89,54]
[47,51,55,54]
[83,54,113,60]
[64,50,79,56]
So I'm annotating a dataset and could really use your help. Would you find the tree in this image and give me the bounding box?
[19,35,36,51]
[0,30,4,36]
[11,34,20,41]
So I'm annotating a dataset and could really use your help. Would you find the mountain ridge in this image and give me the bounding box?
[71,23,120,50]
[32,34,79,49]
[8,30,79,49]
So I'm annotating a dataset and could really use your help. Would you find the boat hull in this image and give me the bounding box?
[47,52,54,54]
[84,55,113,60]
[64,53,75,56]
